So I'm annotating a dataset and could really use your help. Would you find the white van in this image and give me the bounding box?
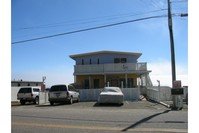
[48,84,79,105]
[17,87,40,105]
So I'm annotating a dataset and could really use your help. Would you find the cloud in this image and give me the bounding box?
[148,59,188,87]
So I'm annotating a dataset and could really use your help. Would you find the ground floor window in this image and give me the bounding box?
[93,79,100,89]
[108,78,135,88]
[84,79,89,89]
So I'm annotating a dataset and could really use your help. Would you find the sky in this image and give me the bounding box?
[11,0,188,87]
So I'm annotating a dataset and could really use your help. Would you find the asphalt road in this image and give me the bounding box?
[12,101,188,133]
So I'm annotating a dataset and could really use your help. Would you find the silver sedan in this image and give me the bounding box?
[98,87,124,105]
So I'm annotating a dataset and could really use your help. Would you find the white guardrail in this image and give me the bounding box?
[146,86,172,102]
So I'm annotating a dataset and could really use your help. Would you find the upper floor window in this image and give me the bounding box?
[97,58,100,64]
[114,58,120,63]
[114,58,127,63]
[121,58,127,63]
[82,59,84,65]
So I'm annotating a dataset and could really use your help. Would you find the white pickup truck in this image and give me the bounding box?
[17,87,40,105]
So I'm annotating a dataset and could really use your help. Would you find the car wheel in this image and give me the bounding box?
[69,97,73,104]
[20,100,25,105]
[35,97,39,105]
[50,102,54,105]
[77,96,80,103]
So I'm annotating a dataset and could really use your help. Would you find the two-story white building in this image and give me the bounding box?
[70,50,152,89]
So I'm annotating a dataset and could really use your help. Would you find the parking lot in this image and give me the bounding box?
[12,100,170,109]
[12,100,188,133]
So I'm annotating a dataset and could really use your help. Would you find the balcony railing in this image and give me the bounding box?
[74,63,147,75]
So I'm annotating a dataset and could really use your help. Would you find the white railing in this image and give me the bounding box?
[37,88,140,104]
[146,86,172,102]
[79,88,140,102]
[74,63,147,74]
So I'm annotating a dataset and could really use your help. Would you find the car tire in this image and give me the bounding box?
[20,100,25,105]
[77,96,80,103]
[69,97,73,104]
[50,102,54,105]
[35,97,39,105]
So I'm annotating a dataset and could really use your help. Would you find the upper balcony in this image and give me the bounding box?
[73,62,148,75]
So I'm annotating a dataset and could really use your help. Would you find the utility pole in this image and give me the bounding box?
[168,0,176,88]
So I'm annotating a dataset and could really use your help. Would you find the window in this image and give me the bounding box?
[97,58,100,64]
[93,79,100,89]
[18,88,31,93]
[84,79,89,89]
[114,58,127,63]
[33,88,40,92]
[114,58,120,63]
[90,59,92,64]
[121,58,127,63]
[50,85,67,92]
[82,59,84,65]
[128,78,134,88]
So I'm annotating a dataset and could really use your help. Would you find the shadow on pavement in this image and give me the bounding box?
[36,103,71,107]
[121,110,170,132]
[11,102,37,106]
[93,102,123,107]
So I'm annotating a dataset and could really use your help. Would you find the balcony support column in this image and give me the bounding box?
[125,74,128,88]
[104,74,107,87]
[89,76,91,89]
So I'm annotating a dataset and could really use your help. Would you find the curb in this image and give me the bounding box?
[159,101,171,108]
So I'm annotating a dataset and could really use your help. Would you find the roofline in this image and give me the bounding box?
[70,50,142,59]
[11,81,43,83]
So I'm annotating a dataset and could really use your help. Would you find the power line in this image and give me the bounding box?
[12,15,167,44]
[13,9,167,31]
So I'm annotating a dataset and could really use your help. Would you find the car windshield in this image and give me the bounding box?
[50,85,67,92]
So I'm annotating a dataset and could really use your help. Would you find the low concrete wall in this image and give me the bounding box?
[11,87,21,102]
[39,92,49,104]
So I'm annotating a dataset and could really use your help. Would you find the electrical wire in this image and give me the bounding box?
[13,9,167,31]
[12,15,167,45]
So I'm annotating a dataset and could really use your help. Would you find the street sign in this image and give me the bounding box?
[171,87,184,95]
[173,80,181,88]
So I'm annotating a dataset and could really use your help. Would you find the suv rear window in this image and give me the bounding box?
[50,85,67,92]
[18,88,31,93]
[33,88,40,92]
